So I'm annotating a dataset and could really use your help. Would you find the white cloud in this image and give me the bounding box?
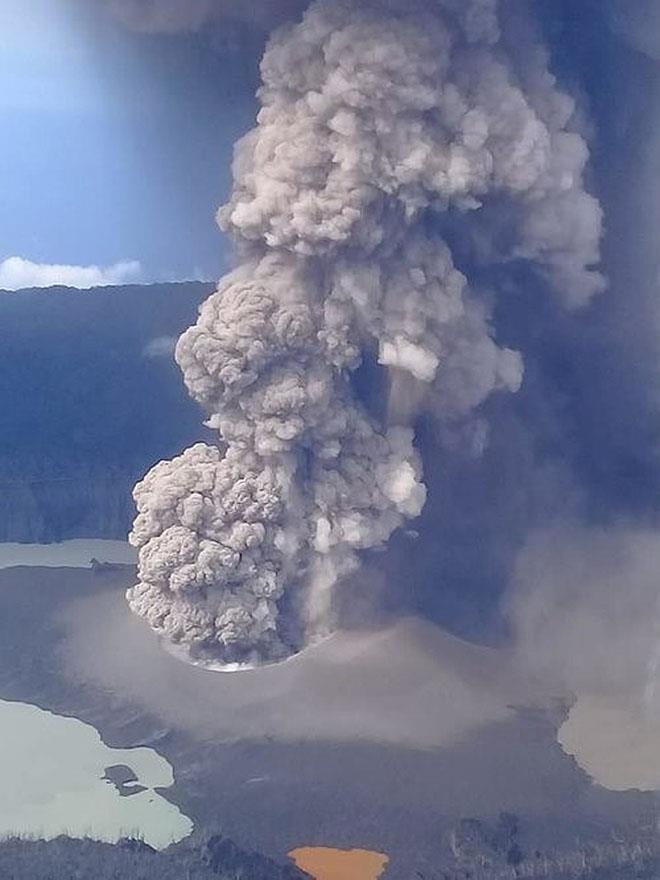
[0,256,143,291]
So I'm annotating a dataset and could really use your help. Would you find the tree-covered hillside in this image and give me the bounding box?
[0,833,310,880]
[0,282,213,542]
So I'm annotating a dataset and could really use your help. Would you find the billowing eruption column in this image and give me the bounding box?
[128,0,603,667]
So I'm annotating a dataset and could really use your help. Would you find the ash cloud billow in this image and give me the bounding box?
[127,0,604,667]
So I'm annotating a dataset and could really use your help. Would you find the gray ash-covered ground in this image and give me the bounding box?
[0,564,656,880]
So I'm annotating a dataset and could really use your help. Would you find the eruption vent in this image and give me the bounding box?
[128,0,603,667]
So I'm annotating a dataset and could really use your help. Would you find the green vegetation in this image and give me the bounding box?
[0,832,310,880]
[438,814,660,880]
[0,282,211,542]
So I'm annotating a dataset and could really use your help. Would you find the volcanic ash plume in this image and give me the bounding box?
[128,0,604,666]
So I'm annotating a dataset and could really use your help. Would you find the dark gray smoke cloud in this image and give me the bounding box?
[425,0,660,724]
[105,0,306,32]
[509,526,660,697]
[606,0,660,61]
[124,0,605,667]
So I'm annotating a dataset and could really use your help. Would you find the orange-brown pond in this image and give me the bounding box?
[288,846,389,880]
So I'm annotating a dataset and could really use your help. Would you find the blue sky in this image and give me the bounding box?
[0,0,259,284]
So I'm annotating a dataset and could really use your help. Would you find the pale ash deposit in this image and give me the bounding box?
[128,0,604,666]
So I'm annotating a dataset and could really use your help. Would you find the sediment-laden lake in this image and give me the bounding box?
[289,846,389,880]
[0,699,192,849]
[0,539,136,570]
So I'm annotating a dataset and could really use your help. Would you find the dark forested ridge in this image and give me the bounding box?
[0,833,311,880]
[0,282,213,542]
[2,825,660,880]
[434,814,660,880]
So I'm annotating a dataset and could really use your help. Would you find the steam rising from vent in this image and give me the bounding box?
[128,0,604,667]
